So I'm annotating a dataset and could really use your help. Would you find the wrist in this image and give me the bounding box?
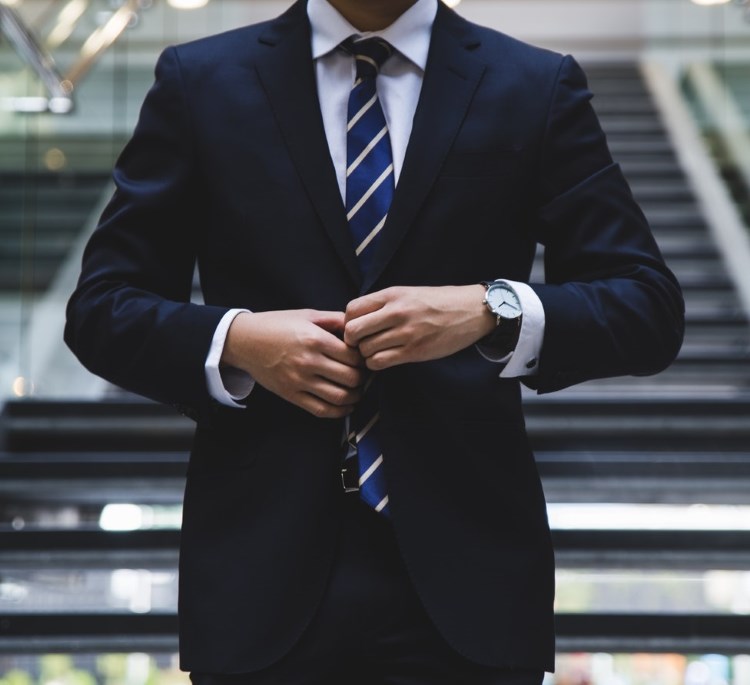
[472,284,497,339]
[478,280,523,355]
[221,311,256,369]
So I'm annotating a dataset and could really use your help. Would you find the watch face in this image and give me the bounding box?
[487,283,522,320]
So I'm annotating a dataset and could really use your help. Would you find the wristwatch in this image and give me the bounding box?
[480,280,523,355]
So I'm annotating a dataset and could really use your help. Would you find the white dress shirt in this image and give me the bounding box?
[204,0,545,407]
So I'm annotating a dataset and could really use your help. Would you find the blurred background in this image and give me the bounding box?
[1,0,750,683]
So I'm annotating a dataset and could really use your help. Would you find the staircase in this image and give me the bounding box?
[530,63,750,521]
[562,64,749,396]
[1,64,750,658]
[0,170,109,293]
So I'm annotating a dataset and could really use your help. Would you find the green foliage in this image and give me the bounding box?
[39,655,97,685]
[0,669,33,685]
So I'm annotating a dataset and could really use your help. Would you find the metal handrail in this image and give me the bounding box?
[0,0,144,114]
[63,0,141,87]
[0,4,73,113]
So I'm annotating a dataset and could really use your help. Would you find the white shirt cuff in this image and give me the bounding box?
[477,280,545,377]
[204,308,255,408]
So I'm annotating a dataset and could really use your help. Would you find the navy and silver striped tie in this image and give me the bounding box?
[342,37,394,517]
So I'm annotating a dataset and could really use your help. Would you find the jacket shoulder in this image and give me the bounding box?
[474,23,566,76]
[165,0,306,70]
[168,23,270,68]
[440,6,568,80]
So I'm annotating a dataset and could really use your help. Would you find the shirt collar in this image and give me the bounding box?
[308,0,437,71]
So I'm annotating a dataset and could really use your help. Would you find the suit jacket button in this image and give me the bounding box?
[526,358,538,370]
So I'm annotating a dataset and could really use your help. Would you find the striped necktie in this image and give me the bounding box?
[342,37,394,517]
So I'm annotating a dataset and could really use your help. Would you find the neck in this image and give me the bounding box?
[326,0,419,31]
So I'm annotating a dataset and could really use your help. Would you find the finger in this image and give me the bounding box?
[308,310,346,336]
[318,336,364,369]
[313,356,366,389]
[364,347,407,371]
[308,377,362,407]
[344,307,395,347]
[345,290,392,324]
[317,331,366,368]
[296,392,355,419]
[357,328,408,359]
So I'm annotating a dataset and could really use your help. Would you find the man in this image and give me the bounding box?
[65,0,685,682]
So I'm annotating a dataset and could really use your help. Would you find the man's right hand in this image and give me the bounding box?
[221,310,365,418]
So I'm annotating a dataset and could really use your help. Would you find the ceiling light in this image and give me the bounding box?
[167,0,209,9]
[47,0,88,49]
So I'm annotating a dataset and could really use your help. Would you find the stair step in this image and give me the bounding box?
[523,397,750,451]
[588,82,645,91]
[0,401,194,452]
[0,188,104,207]
[652,235,718,257]
[593,98,658,114]
[587,68,643,81]
[539,450,750,504]
[608,140,675,155]
[0,264,62,291]
[641,207,707,228]
[0,207,96,226]
[684,310,747,328]
[0,235,86,256]
[630,182,697,202]
[0,171,107,292]
[619,160,685,178]
[599,119,667,136]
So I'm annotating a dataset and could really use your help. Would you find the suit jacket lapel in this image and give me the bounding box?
[362,5,486,293]
[255,0,361,286]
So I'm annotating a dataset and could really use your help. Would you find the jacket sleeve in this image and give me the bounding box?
[527,55,685,394]
[65,46,230,410]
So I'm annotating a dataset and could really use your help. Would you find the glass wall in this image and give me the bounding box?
[0,0,283,399]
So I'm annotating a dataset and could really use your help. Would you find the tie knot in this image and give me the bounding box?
[341,37,393,80]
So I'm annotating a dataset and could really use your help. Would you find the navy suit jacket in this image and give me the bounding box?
[65,0,684,674]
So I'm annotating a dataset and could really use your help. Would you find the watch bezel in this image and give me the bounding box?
[482,280,523,326]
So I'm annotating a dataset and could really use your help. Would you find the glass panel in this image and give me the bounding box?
[550,654,750,685]
[3,566,749,617]
[0,567,178,614]
[0,654,188,685]
[0,502,183,531]
[682,63,750,228]
[548,504,750,531]
[6,501,750,532]
[556,569,750,615]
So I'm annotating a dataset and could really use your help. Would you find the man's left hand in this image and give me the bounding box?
[344,285,495,370]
